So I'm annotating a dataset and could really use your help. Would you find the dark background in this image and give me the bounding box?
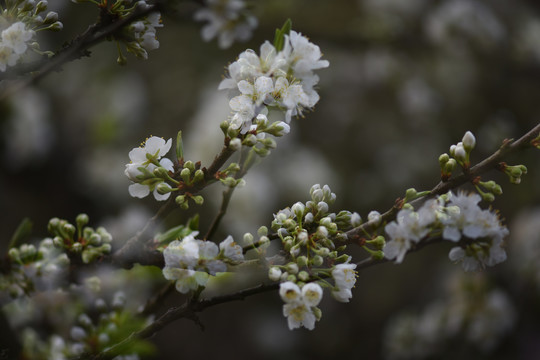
[1,0,540,359]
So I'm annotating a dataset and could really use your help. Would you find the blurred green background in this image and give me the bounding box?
[2,0,540,359]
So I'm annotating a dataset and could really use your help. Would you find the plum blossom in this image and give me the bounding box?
[194,0,257,49]
[124,136,174,201]
[162,234,232,293]
[220,29,329,130]
[331,263,357,302]
[219,236,244,262]
[279,281,323,330]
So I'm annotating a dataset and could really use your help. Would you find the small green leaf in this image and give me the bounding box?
[9,218,32,248]
[273,18,292,52]
[176,130,183,161]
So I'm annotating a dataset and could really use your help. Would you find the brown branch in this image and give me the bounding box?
[345,122,540,243]
[0,2,163,100]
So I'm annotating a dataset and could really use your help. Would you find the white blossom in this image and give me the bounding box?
[194,0,257,49]
[279,281,322,330]
[219,235,244,262]
[331,263,357,302]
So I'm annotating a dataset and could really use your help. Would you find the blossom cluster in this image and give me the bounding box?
[0,1,63,72]
[194,0,257,49]
[268,184,365,330]
[3,239,69,298]
[219,27,329,133]
[122,9,163,61]
[46,214,113,264]
[383,191,508,271]
[162,233,244,293]
[125,136,175,201]
[17,291,152,359]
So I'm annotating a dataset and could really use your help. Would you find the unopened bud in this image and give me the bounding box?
[191,195,204,205]
[462,131,476,152]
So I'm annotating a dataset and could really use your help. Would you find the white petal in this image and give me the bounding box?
[128,183,150,198]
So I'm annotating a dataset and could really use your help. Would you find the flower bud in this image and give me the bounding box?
[156,182,172,195]
[462,131,476,152]
[89,234,102,246]
[296,230,308,244]
[367,211,381,225]
[180,168,191,182]
[257,226,268,237]
[43,11,59,24]
[8,248,20,262]
[291,202,305,218]
[298,270,310,282]
[193,169,204,183]
[229,138,242,151]
[297,256,308,267]
[268,267,282,281]
[191,195,204,205]
[286,274,297,282]
[311,255,324,266]
[438,153,450,167]
[76,213,89,229]
[286,262,299,274]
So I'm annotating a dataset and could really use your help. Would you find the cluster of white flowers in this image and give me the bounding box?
[279,281,323,330]
[268,184,363,330]
[383,191,508,271]
[162,234,244,293]
[124,136,174,201]
[0,22,34,71]
[0,1,62,72]
[194,0,257,49]
[444,192,508,271]
[219,29,329,132]
[124,11,163,60]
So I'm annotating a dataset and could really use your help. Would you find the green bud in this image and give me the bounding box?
[83,227,94,240]
[193,169,204,183]
[48,217,60,234]
[262,138,277,149]
[257,226,268,237]
[438,153,450,167]
[227,125,239,138]
[191,195,204,205]
[286,274,297,282]
[297,255,308,267]
[53,236,64,248]
[220,177,237,187]
[243,134,257,147]
[371,250,385,260]
[35,1,48,13]
[180,168,191,182]
[156,182,172,195]
[335,254,351,263]
[444,158,457,174]
[298,270,310,282]
[253,146,270,157]
[72,243,83,253]
[89,234,102,246]
[184,161,195,172]
[312,255,324,266]
[100,244,112,253]
[76,214,89,229]
[154,167,170,178]
[48,21,63,31]
[481,192,495,202]
[43,11,59,24]
[220,121,229,135]
[82,249,98,264]
[312,307,322,321]
[229,138,242,151]
[286,262,299,274]
[8,248,20,262]
[176,195,186,205]
[63,224,76,239]
[97,227,112,243]
[243,233,254,244]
